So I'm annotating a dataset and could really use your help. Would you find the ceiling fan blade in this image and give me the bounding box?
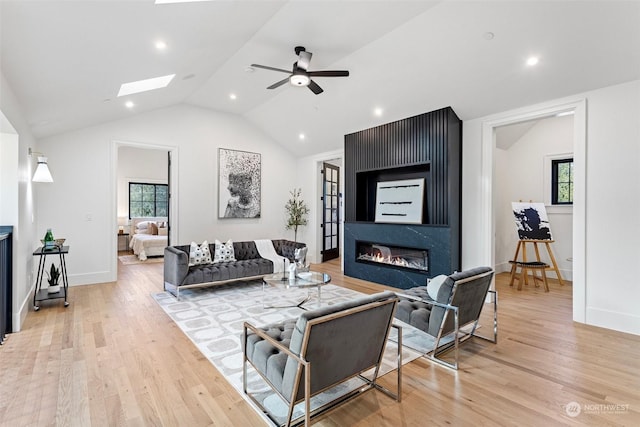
[297,51,312,71]
[308,80,324,95]
[267,77,290,90]
[307,70,349,77]
[251,64,291,74]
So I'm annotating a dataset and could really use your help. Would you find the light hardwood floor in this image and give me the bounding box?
[1,258,639,426]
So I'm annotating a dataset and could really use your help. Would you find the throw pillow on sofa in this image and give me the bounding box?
[214,239,236,263]
[189,240,212,266]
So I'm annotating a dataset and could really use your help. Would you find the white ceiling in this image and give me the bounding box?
[1,0,639,157]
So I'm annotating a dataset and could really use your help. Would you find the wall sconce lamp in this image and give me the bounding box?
[29,148,54,183]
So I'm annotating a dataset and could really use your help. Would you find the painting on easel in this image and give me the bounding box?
[512,202,553,240]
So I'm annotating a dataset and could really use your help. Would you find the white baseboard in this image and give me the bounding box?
[12,285,34,332]
[68,271,114,286]
[10,271,112,333]
[586,307,640,336]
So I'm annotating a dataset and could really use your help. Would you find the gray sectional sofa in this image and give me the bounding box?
[163,239,305,299]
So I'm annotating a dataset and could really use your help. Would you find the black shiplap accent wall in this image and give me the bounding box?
[343,107,462,288]
[345,107,460,225]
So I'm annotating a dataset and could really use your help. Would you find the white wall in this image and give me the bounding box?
[463,79,640,336]
[494,116,574,280]
[36,104,298,286]
[0,129,19,225]
[117,146,168,227]
[0,70,38,332]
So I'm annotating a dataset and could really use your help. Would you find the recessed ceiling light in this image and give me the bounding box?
[299,133,306,140]
[526,56,539,66]
[155,40,167,50]
[229,93,237,100]
[483,32,495,40]
[374,107,383,117]
[117,74,175,97]
[125,101,135,109]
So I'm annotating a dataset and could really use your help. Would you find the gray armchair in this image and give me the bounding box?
[395,267,497,370]
[243,291,401,427]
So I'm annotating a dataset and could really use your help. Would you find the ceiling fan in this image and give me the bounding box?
[251,46,349,95]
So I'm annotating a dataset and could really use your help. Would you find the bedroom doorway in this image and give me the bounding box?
[112,141,177,271]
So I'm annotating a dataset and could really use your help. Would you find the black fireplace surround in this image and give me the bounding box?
[344,107,462,289]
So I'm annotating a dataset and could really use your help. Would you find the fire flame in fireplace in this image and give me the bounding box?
[357,245,428,271]
[370,253,410,267]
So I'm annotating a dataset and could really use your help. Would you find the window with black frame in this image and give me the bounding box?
[129,182,168,218]
[551,158,573,205]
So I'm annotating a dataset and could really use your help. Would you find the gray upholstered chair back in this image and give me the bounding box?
[281,291,397,402]
[394,266,496,370]
[438,267,494,336]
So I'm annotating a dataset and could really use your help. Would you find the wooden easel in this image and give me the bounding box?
[509,239,564,289]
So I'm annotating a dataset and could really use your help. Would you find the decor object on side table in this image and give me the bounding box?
[43,228,55,249]
[284,188,309,243]
[46,263,61,293]
[219,148,261,218]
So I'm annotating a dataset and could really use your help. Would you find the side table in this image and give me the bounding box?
[117,233,130,251]
[33,246,70,311]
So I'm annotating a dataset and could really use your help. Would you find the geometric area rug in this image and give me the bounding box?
[152,280,429,425]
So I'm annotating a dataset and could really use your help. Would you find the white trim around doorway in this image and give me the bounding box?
[110,140,179,280]
[480,98,587,323]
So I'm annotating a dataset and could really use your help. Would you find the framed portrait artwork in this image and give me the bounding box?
[218,148,261,218]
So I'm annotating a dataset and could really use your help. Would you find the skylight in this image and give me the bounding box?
[117,74,175,97]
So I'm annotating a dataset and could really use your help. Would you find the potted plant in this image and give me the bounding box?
[46,263,61,293]
[285,188,309,243]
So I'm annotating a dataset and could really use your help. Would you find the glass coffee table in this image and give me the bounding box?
[262,271,331,310]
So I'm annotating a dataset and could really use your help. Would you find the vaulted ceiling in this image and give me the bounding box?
[1,0,639,157]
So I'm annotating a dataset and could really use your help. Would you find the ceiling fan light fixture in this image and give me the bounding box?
[290,74,310,86]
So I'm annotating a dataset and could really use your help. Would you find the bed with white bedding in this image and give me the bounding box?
[129,217,168,260]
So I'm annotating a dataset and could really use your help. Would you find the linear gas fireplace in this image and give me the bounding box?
[356,241,428,274]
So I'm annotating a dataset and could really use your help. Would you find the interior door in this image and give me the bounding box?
[321,162,340,262]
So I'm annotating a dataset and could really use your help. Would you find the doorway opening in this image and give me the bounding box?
[494,114,574,286]
[111,141,178,274]
[481,98,586,323]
